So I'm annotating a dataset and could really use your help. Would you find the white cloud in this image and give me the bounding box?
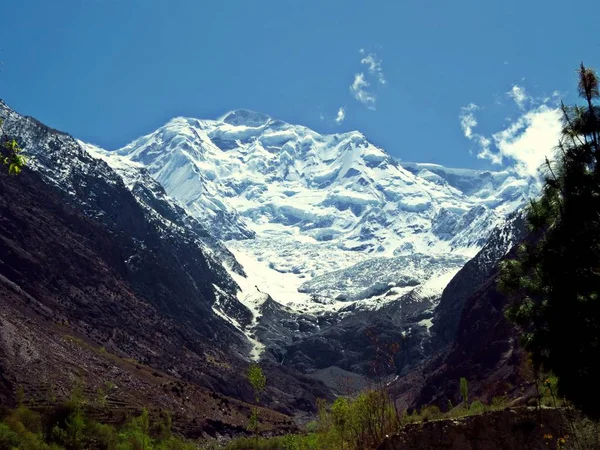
[335,107,346,124]
[350,73,376,110]
[360,52,386,85]
[489,105,562,177]
[348,48,386,110]
[459,104,497,163]
[460,96,563,177]
[507,85,529,109]
[459,103,479,139]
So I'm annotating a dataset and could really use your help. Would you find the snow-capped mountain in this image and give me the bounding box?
[0,98,539,407]
[0,101,254,355]
[112,109,537,316]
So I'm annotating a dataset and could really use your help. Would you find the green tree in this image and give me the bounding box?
[0,117,26,175]
[499,63,600,418]
[247,364,266,443]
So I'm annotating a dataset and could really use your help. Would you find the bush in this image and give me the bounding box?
[223,434,319,450]
[5,406,44,435]
[1,407,57,450]
[467,400,486,416]
[490,396,510,411]
[0,404,197,450]
[319,389,399,450]
[0,422,19,448]
[419,405,442,422]
[87,421,118,449]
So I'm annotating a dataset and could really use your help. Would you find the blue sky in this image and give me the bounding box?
[1,0,599,170]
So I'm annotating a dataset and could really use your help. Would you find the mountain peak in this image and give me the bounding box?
[220,109,272,127]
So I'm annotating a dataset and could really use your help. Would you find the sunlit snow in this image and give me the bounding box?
[83,110,538,359]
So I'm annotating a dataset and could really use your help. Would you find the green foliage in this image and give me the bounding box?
[490,396,510,411]
[565,415,600,450]
[460,377,468,410]
[499,63,600,418]
[1,406,60,450]
[418,405,442,422]
[222,385,530,450]
[64,408,85,449]
[117,408,154,450]
[0,422,19,448]
[8,406,44,435]
[247,364,267,440]
[0,118,26,175]
[226,388,400,450]
[467,400,486,416]
[539,375,565,408]
[222,434,319,450]
[0,404,195,450]
[86,421,118,449]
[152,411,172,442]
[247,365,266,402]
[316,389,400,450]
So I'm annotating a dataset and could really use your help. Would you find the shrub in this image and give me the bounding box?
[0,422,19,448]
[87,421,118,449]
[315,389,399,450]
[490,396,510,411]
[468,400,486,416]
[419,405,442,422]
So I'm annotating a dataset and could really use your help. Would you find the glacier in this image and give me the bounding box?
[77,109,538,360]
[107,110,537,312]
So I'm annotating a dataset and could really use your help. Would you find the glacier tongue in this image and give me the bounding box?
[110,109,536,318]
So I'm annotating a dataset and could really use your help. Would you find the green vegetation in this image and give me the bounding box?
[219,384,518,450]
[221,388,399,450]
[219,434,319,450]
[247,364,267,442]
[0,117,26,175]
[0,404,195,450]
[499,63,600,418]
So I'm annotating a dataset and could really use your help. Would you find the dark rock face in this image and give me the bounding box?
[378,408,569,450]
[0,102,331,416]
[389,215,532,411]
[430,211,527,350]
[411,275,526,408]
[1,101,249,352]
[239,211,531,408]
[256,290,435,385]
[264,213,527,383]
[0,160,246,401]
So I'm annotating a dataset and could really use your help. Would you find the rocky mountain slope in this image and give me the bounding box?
[1,100,539,420]
[0,164,298,436]
[389,212,532,411]
[95,109,537,374]
[0,102,249,351]
[0,101,330,417]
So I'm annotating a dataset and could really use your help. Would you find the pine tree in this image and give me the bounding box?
[499,63,600,418]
